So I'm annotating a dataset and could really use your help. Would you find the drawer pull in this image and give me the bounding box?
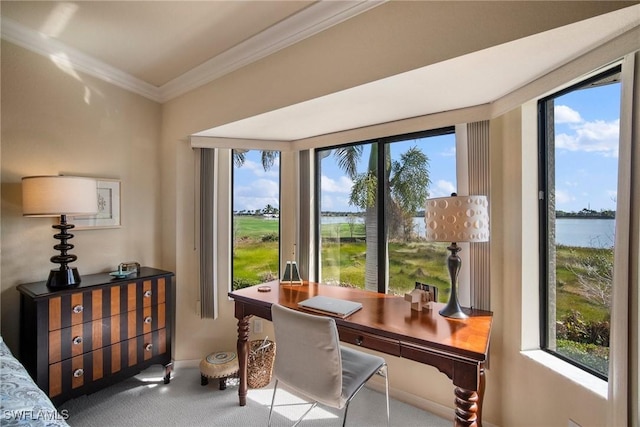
[144,316,152,324]
[73,368,84,378]
[144,290,153,298]
[72,304,84,314]
[145,343,153,352]
[72,336,83,345]
[355,336,363,346]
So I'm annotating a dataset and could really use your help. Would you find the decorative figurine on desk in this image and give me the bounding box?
[109,262,140,279]
[405,282,438,312]
[118,261,140,275]
[281,245,302,285]
[405,289,434,312]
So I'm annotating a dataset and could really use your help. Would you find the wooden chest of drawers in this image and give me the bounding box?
[17,267,173,405]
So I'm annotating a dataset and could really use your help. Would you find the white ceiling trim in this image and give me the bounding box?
[190,136,293,152]
[161,0,386,102]
[0,17,162,101]
[193,5,640,143]
[0,1,385,103]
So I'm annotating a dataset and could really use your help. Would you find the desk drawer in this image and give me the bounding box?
[338,327,400,356]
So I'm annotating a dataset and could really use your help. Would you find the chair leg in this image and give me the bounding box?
[292,402,317,427]
[380,364,390,427]
[268,380,279,427]
[342,363,390,427]
[342,402,351,427]
[269,379,318,427]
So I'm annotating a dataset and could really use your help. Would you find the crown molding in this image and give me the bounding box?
[160,1,386,101]
[1,17,162,102]
[1,1,386,103]
[190,136,293,151]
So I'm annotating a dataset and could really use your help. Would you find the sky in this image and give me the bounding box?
[233,81,620,214]
[553,82,620,212]
[233,153,280,213]
[319,135,457,213]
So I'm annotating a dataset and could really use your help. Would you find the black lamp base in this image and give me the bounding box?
[47,267,81,289]
[438,295,468,319]
[439,242,469,319]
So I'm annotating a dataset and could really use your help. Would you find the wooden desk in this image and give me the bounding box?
[229,281,492,427]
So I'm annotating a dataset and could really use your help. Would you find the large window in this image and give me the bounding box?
[316,128,456,295]
[232,149,280,290]
[539,65,621,379]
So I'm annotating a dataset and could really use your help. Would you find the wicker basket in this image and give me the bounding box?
[248,339,276,388]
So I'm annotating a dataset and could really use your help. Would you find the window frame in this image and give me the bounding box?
[314,126,455,294]
[537,64,621,381]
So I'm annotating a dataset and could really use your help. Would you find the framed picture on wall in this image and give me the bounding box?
[74,179,121,229]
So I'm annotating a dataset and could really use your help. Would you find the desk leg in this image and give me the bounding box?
[236,315,250,406]
[454,387,479,427]
[477,367,485,427]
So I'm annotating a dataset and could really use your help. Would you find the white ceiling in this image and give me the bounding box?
[196,4,639,142]
[1,1,383,101]
[2,1,639,142]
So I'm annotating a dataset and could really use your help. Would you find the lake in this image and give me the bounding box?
[320,216,615,249]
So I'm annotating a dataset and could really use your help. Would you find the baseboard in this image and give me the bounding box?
[173,359,201,369]
[172,358,497,427]
[365,381,498,427]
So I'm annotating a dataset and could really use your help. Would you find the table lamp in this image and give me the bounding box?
[22,176,98,289]
[424,193,489,319]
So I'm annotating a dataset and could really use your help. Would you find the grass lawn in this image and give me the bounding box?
[234,215,610,377]
[233,216,610,324]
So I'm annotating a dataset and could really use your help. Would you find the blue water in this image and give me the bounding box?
[321,216,615,249]
[555,218,615,248]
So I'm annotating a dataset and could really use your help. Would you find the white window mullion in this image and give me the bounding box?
[608,51,640,427]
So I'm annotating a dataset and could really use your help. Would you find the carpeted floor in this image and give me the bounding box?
[59,365,451,426]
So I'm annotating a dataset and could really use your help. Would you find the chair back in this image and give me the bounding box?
[271,304,343,407]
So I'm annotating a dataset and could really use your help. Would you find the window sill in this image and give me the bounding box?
[521,350,607,398]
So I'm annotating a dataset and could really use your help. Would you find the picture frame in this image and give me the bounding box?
[74,179,121,229]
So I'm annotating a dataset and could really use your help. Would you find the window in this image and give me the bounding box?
[316,128,456,295]
[539,65,621,379]
[232,149,280,290]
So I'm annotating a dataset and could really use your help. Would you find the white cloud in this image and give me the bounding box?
[321,175,353,193]
[556,119,619,157]
[240,158,280,177]
[440,146,456,157]
[555,189,575,206]
[234,178,279,211]
[555,105,582,123]
[429,180,456,198]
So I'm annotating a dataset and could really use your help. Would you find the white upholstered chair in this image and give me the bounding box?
[268,304,389,427]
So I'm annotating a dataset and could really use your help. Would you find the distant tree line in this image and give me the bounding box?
[556,208,615,219]
[234,204,279,216]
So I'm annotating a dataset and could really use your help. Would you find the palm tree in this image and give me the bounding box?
[334,143,430,292]
[233,149,278,171]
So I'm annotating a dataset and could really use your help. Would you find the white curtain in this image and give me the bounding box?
[608,51,640,427]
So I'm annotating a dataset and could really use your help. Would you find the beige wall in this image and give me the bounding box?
[0,41,163,352]
[2,2,635,426]
[158,4,637,426]
[489,105,609,427]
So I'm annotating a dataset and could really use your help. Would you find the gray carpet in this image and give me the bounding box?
[59,365,451,426]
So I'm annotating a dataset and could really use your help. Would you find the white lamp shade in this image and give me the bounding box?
[22,176,98,217]
[424,195,489,243]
